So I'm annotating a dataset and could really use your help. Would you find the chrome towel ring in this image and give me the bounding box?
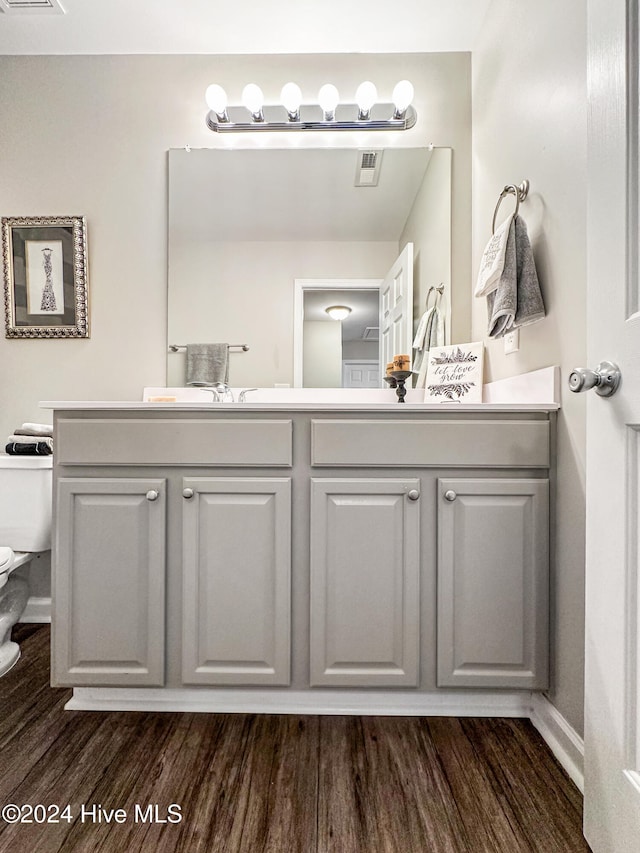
[425,283,444,308]
[492,179,530,234]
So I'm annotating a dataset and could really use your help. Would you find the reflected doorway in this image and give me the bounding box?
[293,280,381,388]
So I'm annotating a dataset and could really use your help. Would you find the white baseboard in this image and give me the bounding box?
[67,687,532,718]
[19,596,51,624]
[529,693,584,793]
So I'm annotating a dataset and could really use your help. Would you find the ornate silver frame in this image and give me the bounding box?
[2,215,89,338]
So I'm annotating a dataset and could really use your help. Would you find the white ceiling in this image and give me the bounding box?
[0,0,491,55]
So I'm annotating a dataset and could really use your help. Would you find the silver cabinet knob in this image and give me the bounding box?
[183,488,195,499]
[146,490,159,502]
[407,489,420,501]
[444,490,457,502]
[568,361,621,397]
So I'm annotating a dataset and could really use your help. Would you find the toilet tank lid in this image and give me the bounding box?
[0,455,52,469]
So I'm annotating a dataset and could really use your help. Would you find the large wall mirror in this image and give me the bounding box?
[168,145,451,388]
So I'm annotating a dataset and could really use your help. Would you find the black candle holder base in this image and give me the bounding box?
[389,370,413,403]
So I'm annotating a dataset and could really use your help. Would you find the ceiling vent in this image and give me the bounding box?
[0,0,65,13]
[362,326,379,341]
[354,149,383,187]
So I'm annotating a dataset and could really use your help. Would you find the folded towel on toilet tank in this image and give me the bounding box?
[5,440,53,455]
[6,435,54,451]
[13,423,53,437]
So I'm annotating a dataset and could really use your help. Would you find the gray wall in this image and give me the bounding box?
[473,0,587,734]
[0,52,471,443]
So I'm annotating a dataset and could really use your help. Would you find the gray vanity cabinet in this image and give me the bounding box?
[309,477,420,686]
[50,408,554,703]
[436,477,549,689]
[53,477,166,686]
[181,477,291,685]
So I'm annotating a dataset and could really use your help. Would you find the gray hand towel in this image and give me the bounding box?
[487,215,545,338]
[185,343,229,386]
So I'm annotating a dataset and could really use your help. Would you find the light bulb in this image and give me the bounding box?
[242,83,264,119]
[325,305,352,321]
[392,80,414,116]
[318,83,340,119]
[281,82,302,119]
[205,84,228,120]
[355,81,377,118]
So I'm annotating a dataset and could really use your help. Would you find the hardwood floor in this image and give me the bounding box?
[0,625,590,853]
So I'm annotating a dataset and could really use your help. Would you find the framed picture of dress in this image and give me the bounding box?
[2,216,89,338]
[424,342,484,403]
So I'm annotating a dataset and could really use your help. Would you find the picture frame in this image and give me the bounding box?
[2,216,89,338]
[423,341,484,403]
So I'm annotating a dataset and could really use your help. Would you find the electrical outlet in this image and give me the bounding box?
[504,328,520,354]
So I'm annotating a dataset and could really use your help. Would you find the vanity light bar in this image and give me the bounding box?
[204,81,417,133]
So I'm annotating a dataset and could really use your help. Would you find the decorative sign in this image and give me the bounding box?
[424,342,484,403]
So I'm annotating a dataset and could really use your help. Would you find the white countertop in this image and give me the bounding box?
[40,400,558,412]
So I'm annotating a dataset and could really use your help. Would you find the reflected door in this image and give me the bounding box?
[342,360,380,388]
[379,243,414,374]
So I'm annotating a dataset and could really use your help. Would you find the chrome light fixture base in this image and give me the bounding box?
[206,102,417,133]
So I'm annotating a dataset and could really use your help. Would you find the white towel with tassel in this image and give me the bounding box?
[412,305,444,389]
[474,212,514,297]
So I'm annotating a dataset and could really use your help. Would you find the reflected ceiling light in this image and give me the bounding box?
[355,81,378,120]
[325,305,352,321]
[204,80,416,133]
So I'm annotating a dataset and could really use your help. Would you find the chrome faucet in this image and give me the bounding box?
[238,388,258,403]
[200,383,235,403]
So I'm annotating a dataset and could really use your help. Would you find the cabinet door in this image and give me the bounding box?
[310,478,420,687]
[182,477,291,685]
[53,477,166,686]
[437,478,549,689]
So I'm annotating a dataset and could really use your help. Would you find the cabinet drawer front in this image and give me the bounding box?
[310,478,420,687]
[311,419,549,468]
[57,418,292,466]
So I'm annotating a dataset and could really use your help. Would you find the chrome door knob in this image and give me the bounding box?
[407,489,420,501]
[183,488,195,499]
[568,361,621,397]
[146,490,159,502]
[444,490,457,502]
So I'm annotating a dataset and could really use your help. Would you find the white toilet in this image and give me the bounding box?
[0,455,52,676]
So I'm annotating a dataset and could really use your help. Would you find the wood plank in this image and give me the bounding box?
[146,713,257,853]
[318,716,470,853]
[423,716,532,852]
[458,718,590,852]
[237,715,319,853]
